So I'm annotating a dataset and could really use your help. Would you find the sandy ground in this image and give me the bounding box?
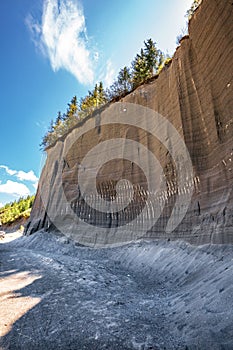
[0,230,23,244]
[0,230,233,350]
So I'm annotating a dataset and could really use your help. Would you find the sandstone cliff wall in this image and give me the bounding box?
[26,0,233,246]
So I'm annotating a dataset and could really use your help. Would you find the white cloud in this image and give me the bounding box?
[0,165,17,176]
[0,165,39,183]
[26,0,94,85]
[17,170,38,182]
[0,203,3,208]
[103,59,115,87]
[0,181,30,197]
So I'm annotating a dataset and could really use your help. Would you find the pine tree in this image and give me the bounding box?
[98,81,107,105]
[53,111,64,138]
[80,91,95,113]
[67,96,78,118]
[55,111,62,125]
[80,83,106,113]
[64,96,79,129]
[107,81,121,100]
[144,39,159,76]
[48,119,55,133]
[117,66,132,94]
[40,39,168,149]
[132,48,149,87]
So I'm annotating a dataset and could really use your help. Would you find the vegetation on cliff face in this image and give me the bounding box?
[0,195,35,225]
[176,0,202,46]
[186,0,202,19]
[40,39,170,150]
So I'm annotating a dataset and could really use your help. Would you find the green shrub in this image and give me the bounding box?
[0,195,35,225]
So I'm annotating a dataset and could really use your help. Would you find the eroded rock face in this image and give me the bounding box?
[26,0,233,246]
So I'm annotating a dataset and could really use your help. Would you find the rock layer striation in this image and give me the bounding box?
[26,0,233,245]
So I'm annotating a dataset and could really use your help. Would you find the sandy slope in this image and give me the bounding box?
[0,231,233,349]
[0,230,23,244]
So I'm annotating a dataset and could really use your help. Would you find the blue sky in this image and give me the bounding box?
[0,0,193,207]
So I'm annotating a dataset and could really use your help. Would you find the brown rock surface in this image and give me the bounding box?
[26,0,233,245]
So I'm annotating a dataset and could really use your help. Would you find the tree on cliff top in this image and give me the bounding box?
[41,39,169,149]
[118,67,132,94]
[132,39,167,88]
[107,66,132,99]
[80,82,107,114]
[64,96,79,129]
[144,39,160,76]
[186,0,202,19]
[132,48,150,87]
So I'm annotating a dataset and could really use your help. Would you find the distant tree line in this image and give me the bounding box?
[0,195,35,225]
[41,39,171,149]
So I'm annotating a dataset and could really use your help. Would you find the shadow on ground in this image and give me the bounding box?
[0,231,233,350]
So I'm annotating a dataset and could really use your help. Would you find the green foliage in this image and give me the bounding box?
[186,0,202,19]
[0,195,35,225]
[132,48,149,87]
[118,67,132,94]
[41,38,170,149]
[80,82,107,114]
[107,66,132,100]
[132,39,167,88]
[144,39,160,76]
[65,96,79,130]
